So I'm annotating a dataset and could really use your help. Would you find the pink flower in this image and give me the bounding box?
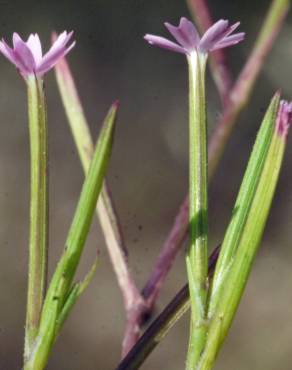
[144,17,244,56]
[276,100,292,139]
[0,31,75,78]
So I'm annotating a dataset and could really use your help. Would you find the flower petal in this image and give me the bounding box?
[199,19,229,52]
[225,22,240,37]
[12,32,36,73]
[145,18,244,57]
[210,32,245,51]
[12,33,23,48]
[0,39,17,65]
[27,34,42,64]
[0,39,33,74]
[37,31,74,74]
[144,34,186,54]
[164,17,199,51]
[41,31,72,62]
[276,100,292,138]
[36,40,76,75]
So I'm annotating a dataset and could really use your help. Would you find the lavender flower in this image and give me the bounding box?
[0,31,75,78]
[276,100,292,139]
[144,17,244,56]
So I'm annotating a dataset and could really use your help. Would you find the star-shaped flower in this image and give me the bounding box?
[144,17,244,55]
[0,31,75,78]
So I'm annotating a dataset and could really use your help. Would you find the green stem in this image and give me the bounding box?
[53,49,141,324]
[23,102,118,370]
[24,76,48,360]
[186,52,208,370]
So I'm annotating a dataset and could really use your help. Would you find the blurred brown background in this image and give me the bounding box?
[0,0,292,369]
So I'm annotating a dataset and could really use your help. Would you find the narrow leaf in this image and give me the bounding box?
[24,102,118,370]
[54,44,137,314]
[198,93,291,368]
[55,256,99,336]
[209,92,280,316]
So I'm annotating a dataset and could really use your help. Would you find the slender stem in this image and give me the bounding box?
[186,52,208,369]
[118,286,190,370]
[140,0,288,323]
[115,247,219,370]
[54,0,288,354]
[54,49,129,289]
[122,299,149,357]
[23,102,118,370]
[24,76,48,359]
[118,0,289,363]
[54,54,145,357]
[186,0,233,104]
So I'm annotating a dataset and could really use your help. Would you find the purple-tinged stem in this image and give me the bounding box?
[123,184,190,354]
[116,247,220,370]
[186,0,233,104]
[122,300,149,358]
[123,196,189,356]
[208,0,289,177]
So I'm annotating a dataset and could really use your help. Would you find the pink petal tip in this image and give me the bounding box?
[276,100,292,139]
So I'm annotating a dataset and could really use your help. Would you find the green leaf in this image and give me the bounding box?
[24,102,118,370]
[208,92,280,317]
[54,37,129,304]
[55,256,99,337]
[198,92,288,369]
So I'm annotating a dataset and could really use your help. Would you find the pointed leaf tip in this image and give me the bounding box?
[202,92,291,365]
[112,100,120,109]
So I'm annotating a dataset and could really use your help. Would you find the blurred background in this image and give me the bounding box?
[0,0,292,369]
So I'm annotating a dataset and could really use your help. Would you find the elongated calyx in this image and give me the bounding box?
[144,17,245,56]
[276,100,292,139]
[0,31,75,78]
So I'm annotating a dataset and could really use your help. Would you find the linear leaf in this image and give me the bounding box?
[24,102,118,370]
